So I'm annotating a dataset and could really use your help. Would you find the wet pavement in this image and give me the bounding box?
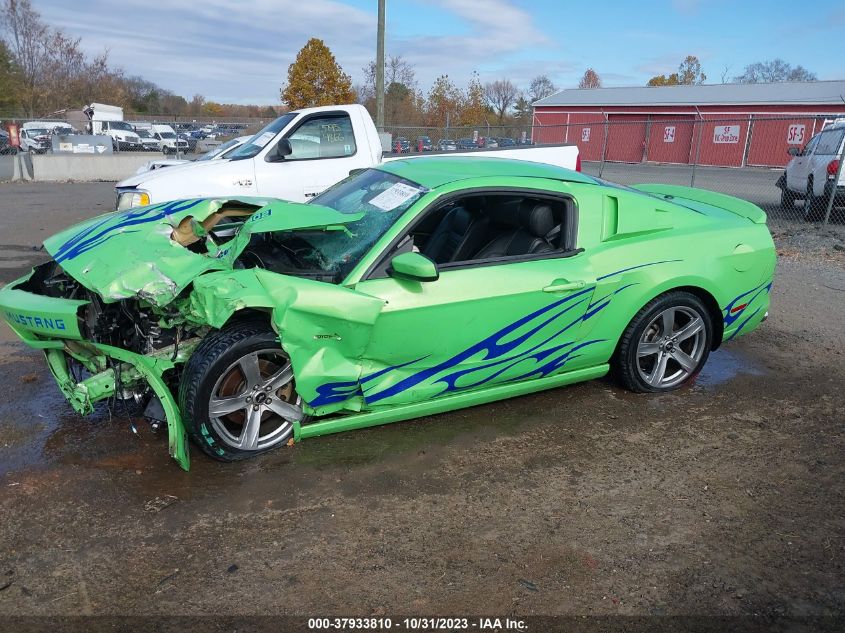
[0,182,844,617]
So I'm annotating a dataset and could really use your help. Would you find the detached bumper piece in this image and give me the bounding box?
[39,338,195,471]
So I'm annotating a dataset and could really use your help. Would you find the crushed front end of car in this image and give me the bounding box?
[0,196,365,470]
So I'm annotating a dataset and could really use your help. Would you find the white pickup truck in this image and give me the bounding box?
[115,104,580,210]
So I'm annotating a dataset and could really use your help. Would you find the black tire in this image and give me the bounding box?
[780,185,796,210]
[614,291,713,393]
[804,178,828,222]
[179,321,306,462]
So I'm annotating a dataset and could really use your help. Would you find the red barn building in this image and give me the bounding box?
[532,81,845,168]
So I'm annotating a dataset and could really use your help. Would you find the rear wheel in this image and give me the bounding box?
[615,291,712,393]
[804,178,829,222]
[179,321,305,461]
[780,185,796,210]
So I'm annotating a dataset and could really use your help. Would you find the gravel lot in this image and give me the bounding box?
[0,182,843,623]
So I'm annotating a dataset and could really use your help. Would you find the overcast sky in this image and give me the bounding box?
[35,0,845,104]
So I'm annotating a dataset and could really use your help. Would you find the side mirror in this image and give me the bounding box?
[266,138,292,162]
[787,146,799,157]
[388,252,439,282]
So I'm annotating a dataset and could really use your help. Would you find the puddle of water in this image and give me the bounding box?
[694,347,765,388]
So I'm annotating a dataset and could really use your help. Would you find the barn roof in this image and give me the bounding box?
[533,80,845,107]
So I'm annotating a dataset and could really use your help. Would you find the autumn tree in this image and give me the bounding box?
[647,55,706,87]
[462,71,487,126]
[281,38,355,109]
[425,74,462,127]
[578,68,602,89]
[734,59,817,83]
[484,79,518,124]
[528,74,556,103]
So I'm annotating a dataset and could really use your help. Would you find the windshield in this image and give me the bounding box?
[137,130,152,138]
[279,168,428,280]
[158,132,176,139]
[109,121,134,131]
[228,112,298,160]
[27,128,48,136]
[197,137,243,161]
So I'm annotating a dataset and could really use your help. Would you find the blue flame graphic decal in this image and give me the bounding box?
[723,280,773,341]
[309,265,661,408]
[53,199,204,263]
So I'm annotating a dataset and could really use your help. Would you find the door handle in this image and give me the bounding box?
[543,280,587,293]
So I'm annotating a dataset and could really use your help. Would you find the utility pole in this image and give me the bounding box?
[375,0,385,130]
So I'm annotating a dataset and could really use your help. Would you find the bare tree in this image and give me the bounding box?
[528,74,556,103]
[734,59,817,83]
[484,79,518,124]
[1,0,51,115]
[578,68,602,89]
[362,55,416,101]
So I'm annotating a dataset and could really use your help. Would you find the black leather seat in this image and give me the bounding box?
[422,203,489,264]
[473,201,556,259]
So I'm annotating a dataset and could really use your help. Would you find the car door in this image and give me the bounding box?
[351,201,599,408]
[253,111,364,202]
[786,133,820,192]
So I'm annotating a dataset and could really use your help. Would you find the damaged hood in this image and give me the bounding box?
[43,197,362,306]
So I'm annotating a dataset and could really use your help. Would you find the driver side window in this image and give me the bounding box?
[286,114,357,160]
[369,192,575,279]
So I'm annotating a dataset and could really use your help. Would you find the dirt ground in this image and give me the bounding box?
[0,183,843,621]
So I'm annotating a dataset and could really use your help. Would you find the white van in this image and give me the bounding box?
[151,124,189,155]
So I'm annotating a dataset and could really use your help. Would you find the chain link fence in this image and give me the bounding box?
[3,109,844,224]
[381,114,845,225]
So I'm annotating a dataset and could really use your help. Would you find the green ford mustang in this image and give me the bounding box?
[0,157,776,469]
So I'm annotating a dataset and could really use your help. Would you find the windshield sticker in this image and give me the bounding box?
[368,183,423,212]
[253,131,276,148]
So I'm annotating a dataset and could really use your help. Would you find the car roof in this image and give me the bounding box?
[377,156,597,189]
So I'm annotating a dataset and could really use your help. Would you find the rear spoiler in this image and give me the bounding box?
[632,184,767,224]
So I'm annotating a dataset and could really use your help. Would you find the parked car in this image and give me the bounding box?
[19,125,52,153]
[478,137,498,149]
[136,129,162,152]
[496,137,517,147]
[178,133,198,152]
[393,137,411,153]
[151,124,190,155]
[456,137,477,150]
[115,104,581,210]
[777,121,845,221]
[0,129,17,154]
[134,136,251,174]
[414,136,433,152]
[0,157,775,469]
[438,139,457,151]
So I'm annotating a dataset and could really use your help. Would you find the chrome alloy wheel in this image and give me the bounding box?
[208,348,303,451]
[636,306,706,389]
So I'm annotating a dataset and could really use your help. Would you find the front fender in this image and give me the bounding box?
[188,269,385,416]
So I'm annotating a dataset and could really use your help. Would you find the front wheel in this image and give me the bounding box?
[179,321,306,461]
[614,291,713,393]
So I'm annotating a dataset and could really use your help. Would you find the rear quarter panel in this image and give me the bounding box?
[566,184,775,367]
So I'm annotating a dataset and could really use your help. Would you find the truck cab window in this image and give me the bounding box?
[286,114,357,160]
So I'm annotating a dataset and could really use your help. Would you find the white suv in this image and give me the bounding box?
[778,122,844,221]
